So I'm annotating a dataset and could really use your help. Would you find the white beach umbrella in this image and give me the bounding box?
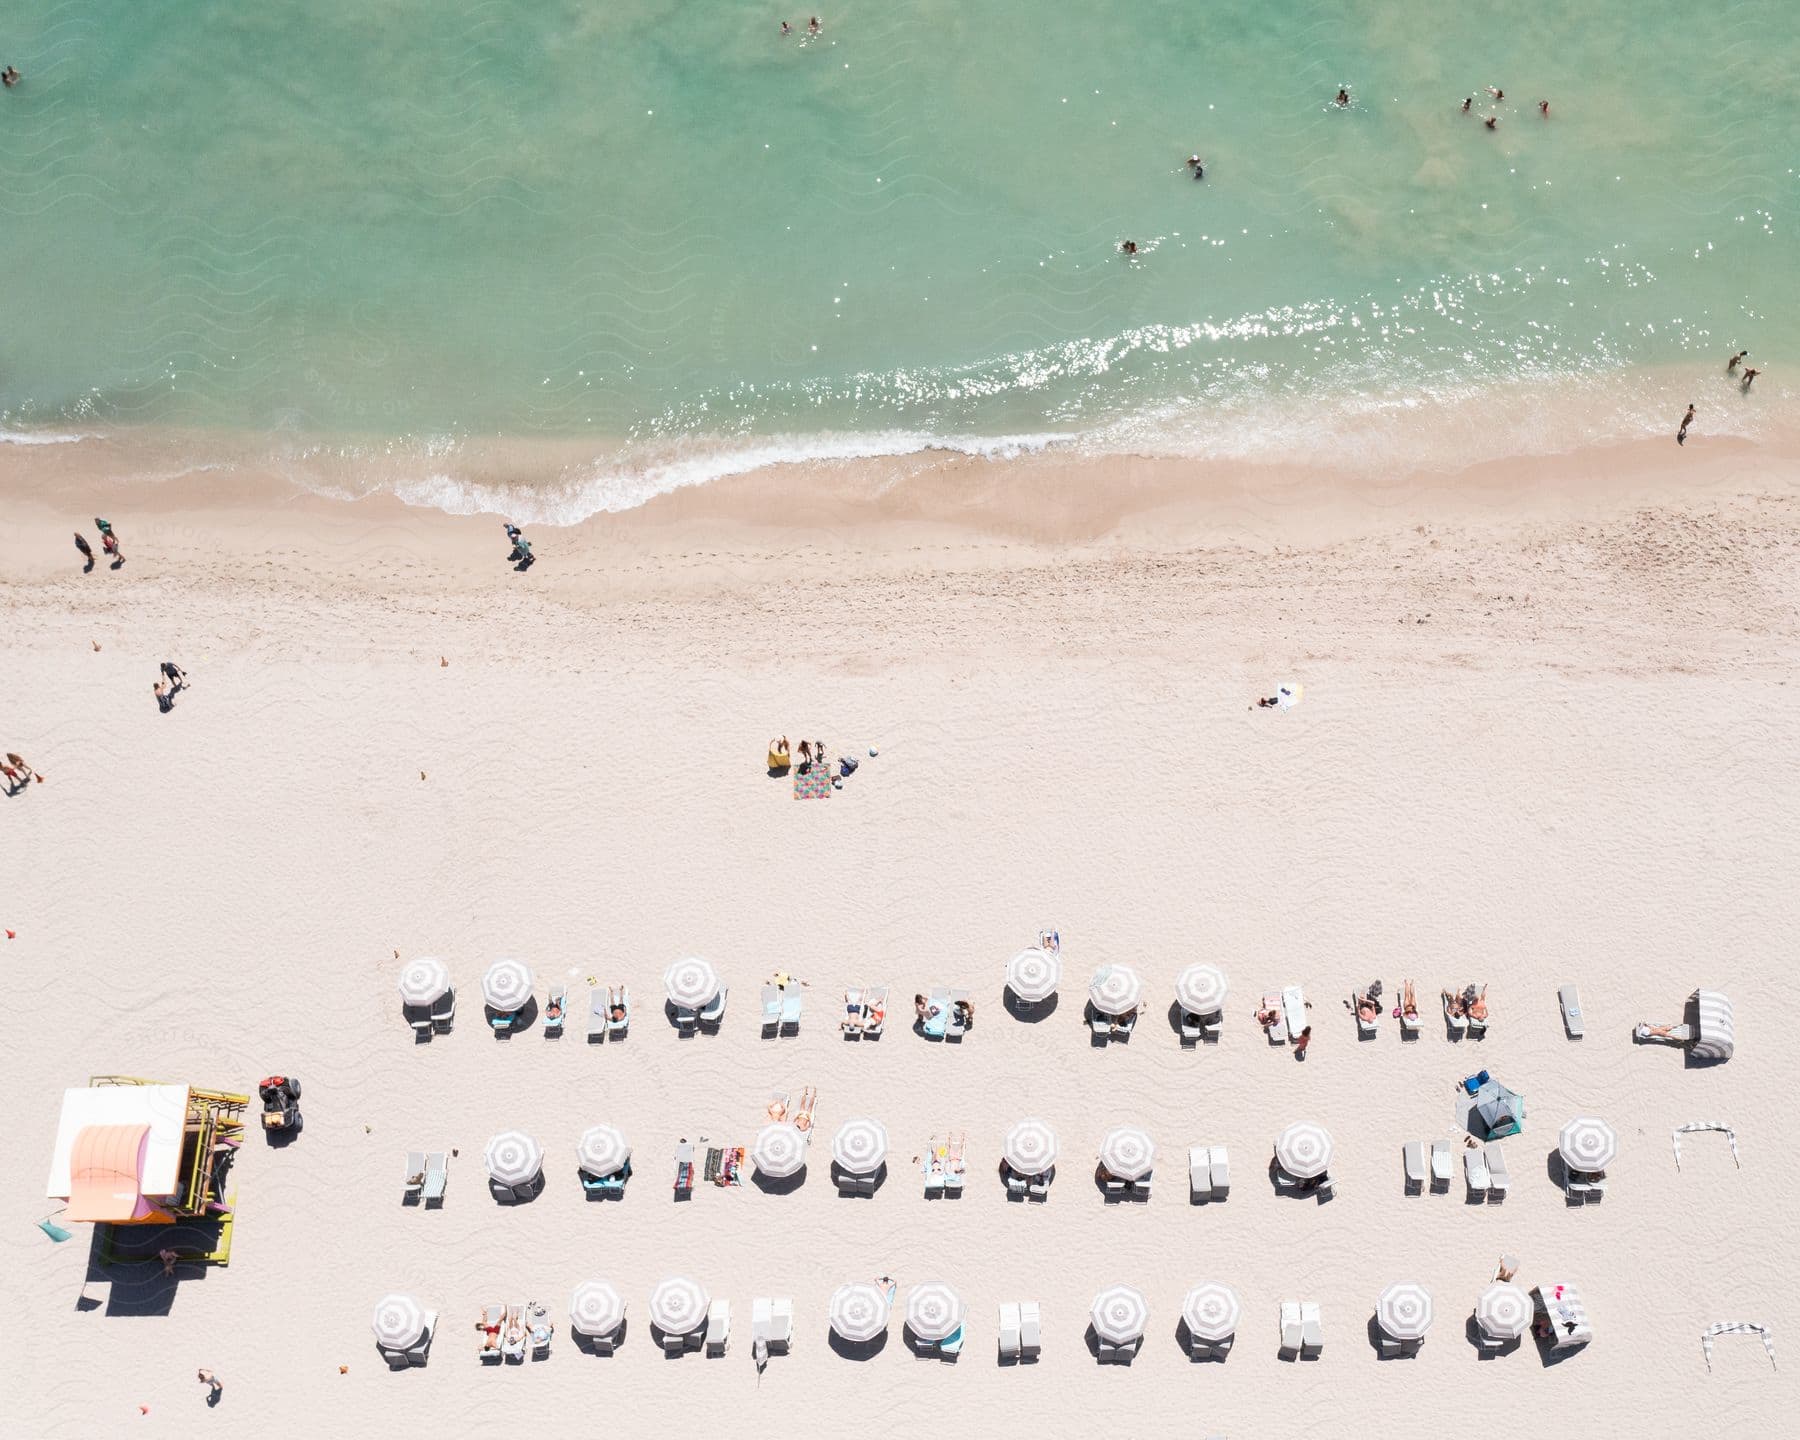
[483,1130,544,1188]
[576,1125,630,1177]
[1007,947,1061,1003]
[1558,1116,1618,1171]
[663,956,721,1010]
[831,1117,889,1176]
[751,1123,808,1179]
[1098,1125,1156,1181]
[1274,1120,1333,1179]
[1089,963,1144,1016]
[1276,682,1304,710]
[481,957,533,1012]
[570,1280,625,1338]
[1376,1282,1434,1342]
[905,1282,966,1343]
[649,1276,709,1337]
[1090,1285,1150,1345]
[1174,963,1229,1016]
[397,956,451,1007]
[828,1281,891,1343]
[1002,1118,1058,1175]
[1475,1282,1533,1342]
[371,1293,429,1350]
[1182,1283,1242,1343]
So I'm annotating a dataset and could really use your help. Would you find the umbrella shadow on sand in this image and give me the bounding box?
[828,1329,888,1361]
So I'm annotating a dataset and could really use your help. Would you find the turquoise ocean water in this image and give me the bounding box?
[1,0,1795,517]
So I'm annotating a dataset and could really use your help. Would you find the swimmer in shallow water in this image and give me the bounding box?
[1487,86,1504,101]
[1335,87,1350,106]
[1539,100,1550,116]
[1484,115,1498,130]
[1121,240,1138,256]
[781,20,791,35]
[1461,96,1472,114]
[809,15,820,33]
[1187,154,1205,180]
[1,66,19,88]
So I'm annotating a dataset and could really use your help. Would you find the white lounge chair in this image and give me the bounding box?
[403,1151,426,1199]
[698,986,727,1028]
[1089,1008,1111,1040]
[946,988,969,1041]
[760,985,781,1034]
[705,1299,730,1356]
[1180,1009,1202,1045]
[998,1302,1022,1360]
[1189,1146,1208,1200]
[1464,1146,1490,1200]
[422,1151,448,1204]
[1300,1302,1322,1355]
[863,985,887,1037]
[1103,1175,1127,1198]
[588,988,608,1043]
[1485,1140,1511,1201]
[406,1004,434,1037]
[1443,991,1468,1035]
[1403,1140,1425,1195]
[1005,1172,1029,1198]
[1262,994,1289,1044]
[607,985,629,1037]
[1353,991,1377,1038]
[1466,985,1489,1036]
[841,983,865,1039]
[1020,1301,1041,1359]
[1398,984,1421,1038]
[1281,985,1307,1039]
[1210,1145,1230,1199]
[544,984,566,1036]
[1279,1300,1302,1355]
[1430,1140,1452,1191]
[1559,984,1585,1039]
[780,985,803,1035]
[1027,1176,1048,1201]
[430,990,455,1033]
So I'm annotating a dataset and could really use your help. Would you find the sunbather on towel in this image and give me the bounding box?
[1401,980,1419,1021]
[1464,986,1488,1021]
[1253,1002,1280,1029]
[1353,993,1379,1022]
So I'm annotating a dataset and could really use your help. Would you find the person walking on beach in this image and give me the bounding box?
[160,661,189,693]
[1727,350,1748,375]
[74,532,95,572]
[196,1369,223,1407]
[1293,1025,1313,1060]
[101,530,124,568]
[5,753,40,785]
[1677,404,1695,445]
[154,681,174,713]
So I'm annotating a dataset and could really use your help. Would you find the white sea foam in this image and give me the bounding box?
[0,428,92,445]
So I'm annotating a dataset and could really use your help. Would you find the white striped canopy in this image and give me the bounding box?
[905,1282,965,1342]
[828,1281,891,1343]
[1090,1285,1150,1345]
[1275,1121,1333,1179]
[371,1293,429,1350]
[1007,947,1061,1003]
[1673,1121,1740,1171]
[1692,990,1735,1062]
[576,1125,630,1177]
[1174,963,1228,1016]
[569,1280,625,1337]
[1182,1283,1241,1342]
[831,1117,888,1175]
[1475,1282,1532,1341]
[1558,1116,1617,1171]
[1702,1321,1774,1371]
[649,1276,709,1336]
[1098,1125,1156,1181]
[662,957,721,1009]
[1089,964,1144,1016]
[752,1123,808,1179]
[1003,1118,1058,1175]
[397,957,451,1007]
[483,1130,544,1187]
[481,957,533,1012]
[1377,1282,1433,1342]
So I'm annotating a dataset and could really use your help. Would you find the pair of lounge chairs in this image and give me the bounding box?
[1097,1335,1141,1363]
[580,1159,631,1196]
[840,983,888,1038]
[1187,1145,1230,1201]
[1179,1007,1222,1044]
[1464,1141,1512,1202]
[1101,1169,1151,1201]
[1403,1140,1456,1194]
[1273,1167,1333,1198]
[923,1134,966,1196]
[997,1302,1042,1361]
[1089,1006,1138,1042]
[379,1309,438,1368]
[1257,986,1308,1043]
[673,987,728,1034]
[921,988,970,1040]
[751,1297,793,1363]
[1566,1171,1608,1203]
[1444,985,1489,1037]
[479,1303,540,1363]
[403,1151,449,1204]
[1279,1301,1323,1357]
[760,983,804,1036]
[406,991,456,1038]
[1003,1169,1051,1201]
[587,985,629,1042]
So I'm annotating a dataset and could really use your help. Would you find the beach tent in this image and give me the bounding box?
[828,1281,891,1343]
[1702,1321,1773,1371]
[831,1118,888,1176]
[649,1277,709,1337]
[1459,1078,1526,1140]
[1672,1122,1740,1171]
[1006,948,1060,1005]
[1532,1282,1592,1350]
[1690,991,1735,1062]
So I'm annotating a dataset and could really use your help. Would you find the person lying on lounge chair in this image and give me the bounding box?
[1464,986,1488,1022]
[1442,989,1466,1017]
[1354,993,1379,1022]
[1253,1002,1280,1028]
[1401,981,1419,1022]
[545,997,563,1022]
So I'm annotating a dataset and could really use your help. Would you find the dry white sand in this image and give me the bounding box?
[3,436,1798,1437]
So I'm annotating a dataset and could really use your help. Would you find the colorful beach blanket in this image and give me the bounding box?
[794,765,832,800]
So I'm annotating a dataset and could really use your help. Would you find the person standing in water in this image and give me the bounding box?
[1334,87,1350,106]
[1484,116,1498,130]
[1187,154,1205,180]
[2,66,20,88]
[1677,404,1695,445]
[1727,350,1748,375]
[1461,96,1472,114]
[1539,100,1550,116]
[1741,367,1760,390]
[1121,240,1138,257]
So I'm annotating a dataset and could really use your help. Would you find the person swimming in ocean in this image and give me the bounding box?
[1461,96,1472,114]
[1187,155,1205,180]
[1335,87,1350,106]
[1727,350,1748,374]
[1484,116,1498,130]
[808,15,820,33]
[1539,100,1550,116]
[1741,367,1760,390]
[1487,86,1504,101]
[1121,240,1138,257]
[781,20,791,35]
[2,66,20,88]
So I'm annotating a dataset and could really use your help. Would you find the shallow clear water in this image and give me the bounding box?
[1,0,1795,511]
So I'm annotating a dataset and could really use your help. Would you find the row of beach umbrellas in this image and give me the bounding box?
[400,954,1233,1020]
[377,1278,1536,1352]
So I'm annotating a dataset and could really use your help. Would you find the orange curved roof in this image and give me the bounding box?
[68,1123,165,1222]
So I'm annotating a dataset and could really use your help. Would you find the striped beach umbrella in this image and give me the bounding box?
[576,1125,630,1177]
[1175,963,1229,1016]
[371,1293,429,1350]
[1007,947,1061,1004]
[570,1280,625,1338]
[1182,1283,1242,1343]
[905,1282,965,1343]
[1691,990,1735,1061]
[1558,1116,1617,1171]
[751,1123,808,1179]
[1275,1121,1333,1179]
[1098,1125,1156,1181]
[828,1281,891,1343]
[1090,1285,1150,1345]
[1475,1282,1532,1342]
[1089,964,1144,1016]
[1376,1282,1434,1342]
[831,1117,888,1176]
[662,957,720,1010]
[1002,1118,1058,1175]
[1702,1321,1774,1371]
[483,1130,543,1188]
[397,957,451,1007]
[649,1277,709,1337]
[481,957,533,1012]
